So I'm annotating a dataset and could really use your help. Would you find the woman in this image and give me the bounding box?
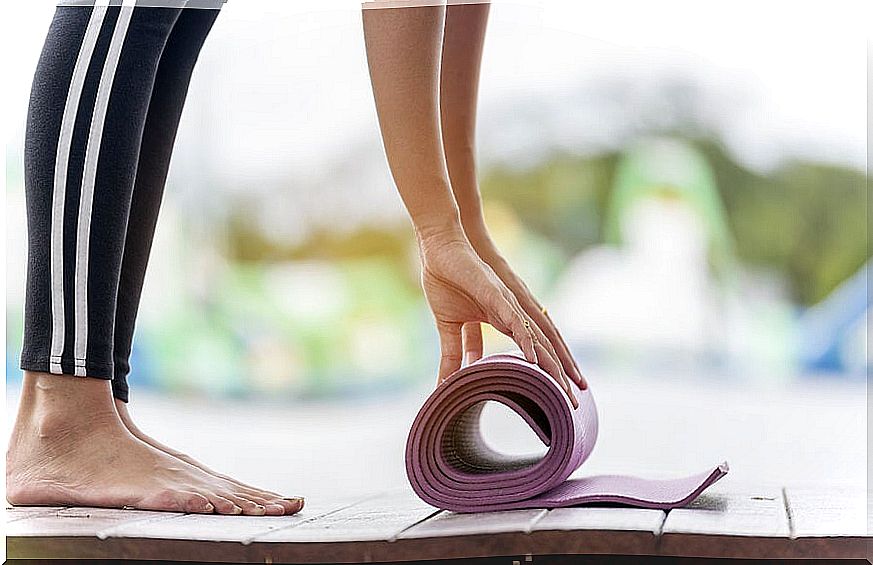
[7,0,583,516]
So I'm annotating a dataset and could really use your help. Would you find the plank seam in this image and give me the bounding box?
[243,491,390,545]
[654,508,669,537]
[387,509,443,542]
[654,508,669,555]
[781,487,796,539]
[524,509,549,534]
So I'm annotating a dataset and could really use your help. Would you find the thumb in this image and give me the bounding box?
[437,320,463,384]
[462,322,483,366]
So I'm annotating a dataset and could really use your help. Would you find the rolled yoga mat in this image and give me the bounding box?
[406,352,728,512]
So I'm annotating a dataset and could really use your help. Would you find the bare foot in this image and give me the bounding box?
[114,399,303,515]
[6,372,304,516]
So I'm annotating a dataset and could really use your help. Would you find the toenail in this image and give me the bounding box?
[284,497,304,503]
[204,503,214,513]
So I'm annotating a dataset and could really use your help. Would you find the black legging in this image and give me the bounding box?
[21,1,222,402]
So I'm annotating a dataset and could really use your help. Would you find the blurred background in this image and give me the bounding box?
[4,0,869,496]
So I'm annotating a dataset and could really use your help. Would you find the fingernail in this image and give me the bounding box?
[284,497,305,503]
[204,503,214,513]
[232,505,243,514]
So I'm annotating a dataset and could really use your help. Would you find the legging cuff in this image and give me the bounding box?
[19,356,130,403]
[20,355,115,380]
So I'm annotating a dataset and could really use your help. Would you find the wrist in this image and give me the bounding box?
[414,215,468,252]
[460,217,505,268]
[461,216,493,254]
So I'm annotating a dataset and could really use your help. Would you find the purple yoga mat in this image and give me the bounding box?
[406,352,728,512]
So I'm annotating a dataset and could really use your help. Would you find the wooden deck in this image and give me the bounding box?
[6,484,867,562]
[5,373,867,562]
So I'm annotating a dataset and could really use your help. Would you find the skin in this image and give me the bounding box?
[7,372,304,515]
[7,0,585,516]
[363,1,584,405]
[439,1,586,393]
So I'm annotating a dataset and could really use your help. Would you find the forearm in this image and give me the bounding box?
[440,1,492,249]
[363,4,466,246]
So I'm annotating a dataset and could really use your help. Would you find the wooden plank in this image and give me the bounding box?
[784,486,866,538]
[251,489,436,543]
[7,489,868,563]
[245,490,441,564]
[101,495,355,543]
[663,488,789,537]
[398,509,544,539]
[5,507,181,538]
[4,506,67,523]
[781,486,867,559]
[5,496,380,563]
[659,488,792,558]
[529,507,664,556]
[535,507,665,534]
[382,509,545,562]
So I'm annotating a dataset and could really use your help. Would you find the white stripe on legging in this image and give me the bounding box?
[73,0,136,376]
[49,0,110,375]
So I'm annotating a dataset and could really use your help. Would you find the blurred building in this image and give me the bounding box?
[552,138,794,380]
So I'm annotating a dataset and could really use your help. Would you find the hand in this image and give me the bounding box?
[471,234,588,391]
[419,234,579,408]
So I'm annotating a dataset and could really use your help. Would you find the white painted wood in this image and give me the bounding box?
[662,488,789,537]
[784,487,866,538]
[534,507,665,534]
[103,496,355,543]
[6,507,179,537]
[398,509,544,539]
[251,489,437,543]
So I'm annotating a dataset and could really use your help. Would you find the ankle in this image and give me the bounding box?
[15,371,119,437]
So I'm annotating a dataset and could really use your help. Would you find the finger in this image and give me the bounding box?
[534,304,581,392]
[503,273,588,390]
[503,291,575,399]
[498,302,538,364]
[534,340,578,409]
[462,322,483,366]
[437,320,464,383]
[535,305,588,389]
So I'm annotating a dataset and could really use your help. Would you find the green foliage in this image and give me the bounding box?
[225,140,867,308]
[481,152,617,257]
[481,140,868,306]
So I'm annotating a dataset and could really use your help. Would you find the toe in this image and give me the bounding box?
[142,490,213,514]
[228,492,285,515]
[264,503,285,516]
[224,493,266,516]
[283,497,305,515]
[234,485,302,514]
[179,491,214,514]
[275,497,305,514]
[205,494,242,515]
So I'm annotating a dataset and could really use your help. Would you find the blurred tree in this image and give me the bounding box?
[223,137,867,308]
[480,139,868,306]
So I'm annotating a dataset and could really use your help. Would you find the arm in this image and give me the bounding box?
[362,3,577,404]
[440,1,587,388]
